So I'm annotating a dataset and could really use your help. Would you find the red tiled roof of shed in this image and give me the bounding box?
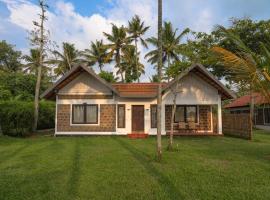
[224,93,269,108]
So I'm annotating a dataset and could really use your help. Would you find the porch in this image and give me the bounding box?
[164,104,220,136]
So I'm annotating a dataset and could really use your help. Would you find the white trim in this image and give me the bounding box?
[55,131,124,135]
[58,92,112,95]
[69,104,100,126]
[55,95,58,136]
[217,95,222,134]
[58,99,115,104]
[210,105,213,133]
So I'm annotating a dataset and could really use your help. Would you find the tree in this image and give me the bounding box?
[168,82,181,150]
[165,60,189,80]
[51,42,80,76]
[211,25,270,101]
[81,40,111,72]
[149,74,159,82]
[30,0,49,132]
[103,24,131,82]
[121,45,144,83]
[0,40,22,72]
[127,15,149,82]
[145,22,189,74]
[99,71,118,83]
[156,0,163,161]
[181,18,270,84]
[23,49,50,76]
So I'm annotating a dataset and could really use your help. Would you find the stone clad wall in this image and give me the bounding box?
[57,104,116,132]
[165,105,213,132]
[222,113,252,140]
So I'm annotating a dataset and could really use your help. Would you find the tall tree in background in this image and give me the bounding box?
[121,45,145,82]
[127,15,149,82]
[103,24,131,82]
[51,42,80,76]
[156,0,163,161]
[81,40,111,72]
[0,40,22,72]
[212,25,270,100]
[23,49,50,76]
[31,0,48,132]
[145,22,189,75]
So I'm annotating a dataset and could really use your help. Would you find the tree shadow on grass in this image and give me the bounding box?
[0,144,29,165]
[113,137,184,200]
[67,139,81,198]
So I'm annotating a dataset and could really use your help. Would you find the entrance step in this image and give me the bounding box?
[127,133,149,139]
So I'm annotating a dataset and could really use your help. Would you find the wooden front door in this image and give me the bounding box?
[132,105,144,133]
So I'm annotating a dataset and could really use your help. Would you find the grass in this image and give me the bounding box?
[0,130,270,200]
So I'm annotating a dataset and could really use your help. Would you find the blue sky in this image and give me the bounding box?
[1,0,270,80]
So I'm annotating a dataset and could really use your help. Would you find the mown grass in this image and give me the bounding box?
[0,130,270,200]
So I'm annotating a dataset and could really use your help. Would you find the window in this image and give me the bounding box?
[72,104,98,124]
[151,105,157,128]
[264,108,270,124]
[186,106,197,122]
[174,106,185,123]
[118,105,125,128]
[174,105,198,123]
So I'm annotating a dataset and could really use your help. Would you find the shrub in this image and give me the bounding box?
[0,100,55,137]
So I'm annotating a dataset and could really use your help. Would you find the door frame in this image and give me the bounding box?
[131,105,145,133]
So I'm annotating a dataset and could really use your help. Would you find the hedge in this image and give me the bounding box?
[0,101,55,137]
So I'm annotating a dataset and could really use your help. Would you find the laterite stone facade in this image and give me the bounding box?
[165,105,213,132]
[57,104,116,132]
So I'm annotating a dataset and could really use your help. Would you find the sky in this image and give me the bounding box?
[1,0,270,81]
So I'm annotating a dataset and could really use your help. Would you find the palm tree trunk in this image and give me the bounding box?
[167,55,170,82]
[168,86,177,150]
[99,63,103,72]
[135,38,139,82]
[33,2,45,132]
[156,0,163,161]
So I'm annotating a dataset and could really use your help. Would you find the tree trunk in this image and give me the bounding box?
[156,0,163,161]
[135,38,139,83]
[0,123,3,136]
[168,85,177,150]
[33,2,45,132]
[250,89,254,140]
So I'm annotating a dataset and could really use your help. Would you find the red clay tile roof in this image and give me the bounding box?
[111,83,167,98]
[224,93,269,108]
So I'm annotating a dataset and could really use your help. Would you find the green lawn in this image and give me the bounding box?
[0,131,270,200]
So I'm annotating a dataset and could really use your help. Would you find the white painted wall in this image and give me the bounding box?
[59,72,112,95]
[55,72,221,136]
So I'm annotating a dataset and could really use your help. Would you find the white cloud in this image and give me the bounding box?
[3,0,266,81]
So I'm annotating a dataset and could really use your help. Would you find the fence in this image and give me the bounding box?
[222,113,252,140]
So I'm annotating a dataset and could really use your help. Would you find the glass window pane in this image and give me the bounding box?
[175,106,185,122]
[186,106,196,122]
[86,105,98,123]
[265,108,270,124]
[73,105,84,123]
[151,105,157,128]
[118,105,125,128]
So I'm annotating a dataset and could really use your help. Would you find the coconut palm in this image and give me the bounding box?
[121,45,145,82]
[23,49,50,76]
[156,0,163,161]
[103,24,131,82]
[145,22,189,70]
[51,42,80,76]
[81,40,111,72]
[212,25,270,100]
[127,15,149,82]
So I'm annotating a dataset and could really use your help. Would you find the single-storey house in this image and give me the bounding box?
[224,93,270,126]
[41,63,235,137]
